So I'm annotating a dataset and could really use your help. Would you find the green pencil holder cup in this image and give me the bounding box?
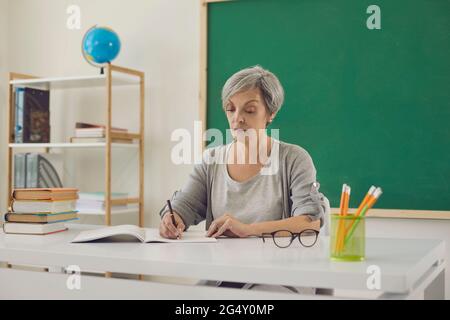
[330,214,365,262]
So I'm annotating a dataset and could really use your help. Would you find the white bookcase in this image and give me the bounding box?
[6,64,145,226]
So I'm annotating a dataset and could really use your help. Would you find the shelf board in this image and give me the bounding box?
[10,74,140,89]
[110,132,141,140]
[9,143,139,149]
[77,207,139,215]
[110,197,140,206]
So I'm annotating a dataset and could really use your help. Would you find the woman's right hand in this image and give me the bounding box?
[159,211,186,239]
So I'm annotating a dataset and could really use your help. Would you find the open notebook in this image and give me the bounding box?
[71,225,217,243]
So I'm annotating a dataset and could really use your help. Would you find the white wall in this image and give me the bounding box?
[0,0,9,219]
[2,0,201,227]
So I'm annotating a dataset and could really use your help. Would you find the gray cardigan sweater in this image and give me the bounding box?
[159,140,330,231]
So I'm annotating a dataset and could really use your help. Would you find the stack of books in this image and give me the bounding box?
[3,188,79,235]
[76,192,134,214]
[70,122,133,143]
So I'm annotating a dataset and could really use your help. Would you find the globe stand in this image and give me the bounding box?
[100,62,111,75]
[82,26,120,76]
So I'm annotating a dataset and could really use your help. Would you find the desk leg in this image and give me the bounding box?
[104,272,143,280]
[424,269,445,300]
[5,263,50,273]
[379,262,445,300]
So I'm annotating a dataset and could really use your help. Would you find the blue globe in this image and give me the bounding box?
[82,26,121,67]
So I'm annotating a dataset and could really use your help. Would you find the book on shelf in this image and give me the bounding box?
[74,129,124,138]
[14,88,24,143]
[76,192,130,211]
[78,192,128,201]
[3,222,68,235]
[14,153,64,189]
[75,206,137,215]
[71,225,217,243]
[4,211,79,223]
[76,204,128,212]
[75,122,128,138]
[75,122,128,132]
[14,87,50,143]
[12,188,78,201]
[69,137,133,144]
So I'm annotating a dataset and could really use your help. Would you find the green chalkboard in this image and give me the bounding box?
[206,0,450,210]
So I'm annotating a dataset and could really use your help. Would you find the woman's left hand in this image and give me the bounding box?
[207,214,253,238]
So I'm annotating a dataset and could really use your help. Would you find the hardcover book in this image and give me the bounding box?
[20,88,50,143]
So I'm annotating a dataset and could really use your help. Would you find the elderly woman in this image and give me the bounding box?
[160,65,329,236]
[159,65,330,293]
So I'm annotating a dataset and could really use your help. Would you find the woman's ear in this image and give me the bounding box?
[266,114,275,128]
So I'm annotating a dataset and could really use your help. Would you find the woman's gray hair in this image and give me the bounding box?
[221,65,284,115]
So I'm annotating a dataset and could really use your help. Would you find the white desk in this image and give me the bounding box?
[0,224,445,300]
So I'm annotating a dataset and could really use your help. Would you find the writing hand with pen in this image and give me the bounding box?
[159,200,186,239]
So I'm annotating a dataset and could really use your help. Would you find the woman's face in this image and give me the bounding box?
[225,88,274,140]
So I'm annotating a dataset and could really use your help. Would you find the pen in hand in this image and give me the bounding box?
[167,200,180,239]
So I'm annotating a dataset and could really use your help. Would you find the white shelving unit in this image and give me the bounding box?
[6,65,145,226]
[9,74,140,89]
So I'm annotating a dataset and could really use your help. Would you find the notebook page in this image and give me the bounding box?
[71,225,146,243]
[144,228,217,243]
